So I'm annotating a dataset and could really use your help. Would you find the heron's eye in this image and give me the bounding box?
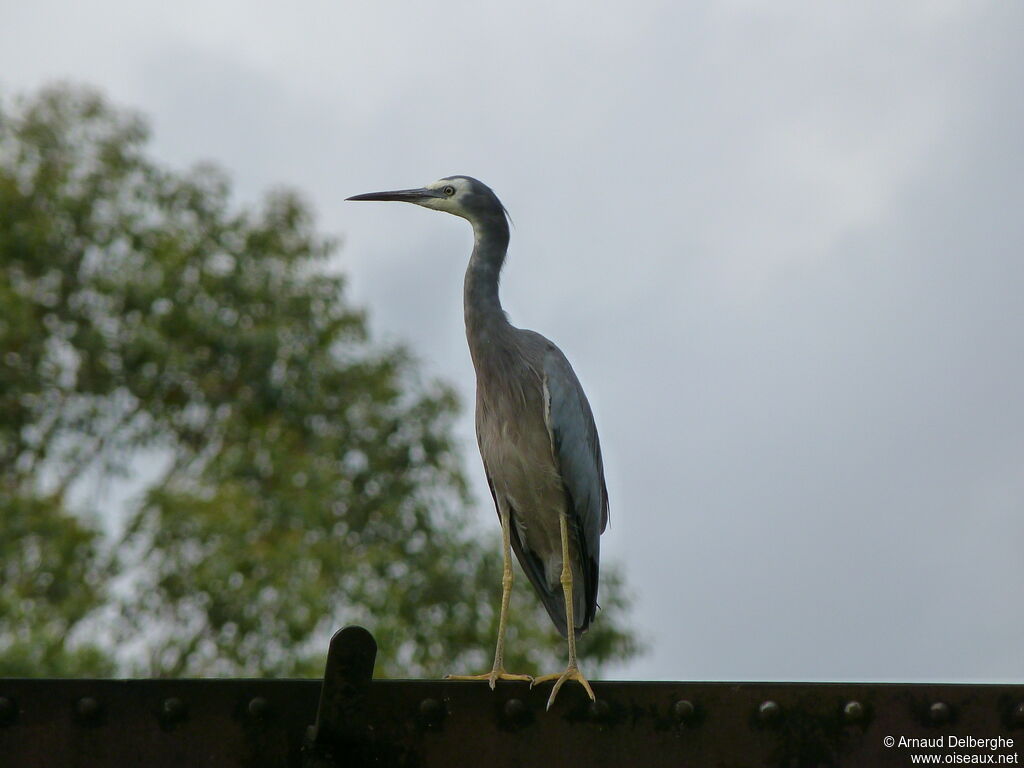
[443,185,456,196]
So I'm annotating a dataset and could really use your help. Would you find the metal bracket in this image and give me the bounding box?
[303,625,379,767]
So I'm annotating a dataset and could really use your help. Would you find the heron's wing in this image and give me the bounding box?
[541,347,609,631]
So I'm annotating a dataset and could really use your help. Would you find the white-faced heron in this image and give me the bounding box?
[348,176,609,709]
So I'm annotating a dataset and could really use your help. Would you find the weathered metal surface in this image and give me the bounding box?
[5,678,1024,767]
[0,677,318,768]
[2,627,1024,767]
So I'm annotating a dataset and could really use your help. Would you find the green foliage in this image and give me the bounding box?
[0,84,641,679]
[0,493,115,676]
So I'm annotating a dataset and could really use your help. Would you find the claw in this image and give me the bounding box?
[446,669,533,690]
[532,664,596,709]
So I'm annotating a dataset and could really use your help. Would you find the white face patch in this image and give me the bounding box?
[419,177,473,218]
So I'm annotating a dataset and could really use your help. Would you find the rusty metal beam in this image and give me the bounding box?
[2,627,1024,767]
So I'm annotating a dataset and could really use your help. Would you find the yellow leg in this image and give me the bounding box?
[447,508,532,688]
[532,513,596,710]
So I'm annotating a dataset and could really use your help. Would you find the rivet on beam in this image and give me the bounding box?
[418,698,445,728]
[928,702,952,725]
[161,697,187,724]
[503,697,529,725]
[843,700,865,724]
[757,700,782,725]
[588,698,611,723]
[672,699,696,724]
[1011,703,1024,728]
[75,697,102,724]
[248,697,271,719]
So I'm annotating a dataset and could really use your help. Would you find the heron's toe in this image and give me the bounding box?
[446,669,533,689]
[534,665,596,710]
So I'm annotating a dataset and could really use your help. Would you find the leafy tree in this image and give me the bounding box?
[0,84,641,678]
[0,494,115,676]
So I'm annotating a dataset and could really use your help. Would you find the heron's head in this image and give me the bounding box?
[347,175,508,224]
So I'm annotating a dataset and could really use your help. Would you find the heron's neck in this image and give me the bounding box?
[464,213,511,357]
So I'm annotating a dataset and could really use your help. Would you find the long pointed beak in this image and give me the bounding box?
[346,187,444,203]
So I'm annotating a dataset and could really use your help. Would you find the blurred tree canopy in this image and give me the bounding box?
[0,84,641,678]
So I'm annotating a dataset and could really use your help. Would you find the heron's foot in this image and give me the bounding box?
[446,668,533,690]
[532,664,596,710]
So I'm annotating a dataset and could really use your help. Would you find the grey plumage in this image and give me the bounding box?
[460,175,608,638]
[348,175,608,702]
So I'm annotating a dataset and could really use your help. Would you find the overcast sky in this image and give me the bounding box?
[3,1,1023,683]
